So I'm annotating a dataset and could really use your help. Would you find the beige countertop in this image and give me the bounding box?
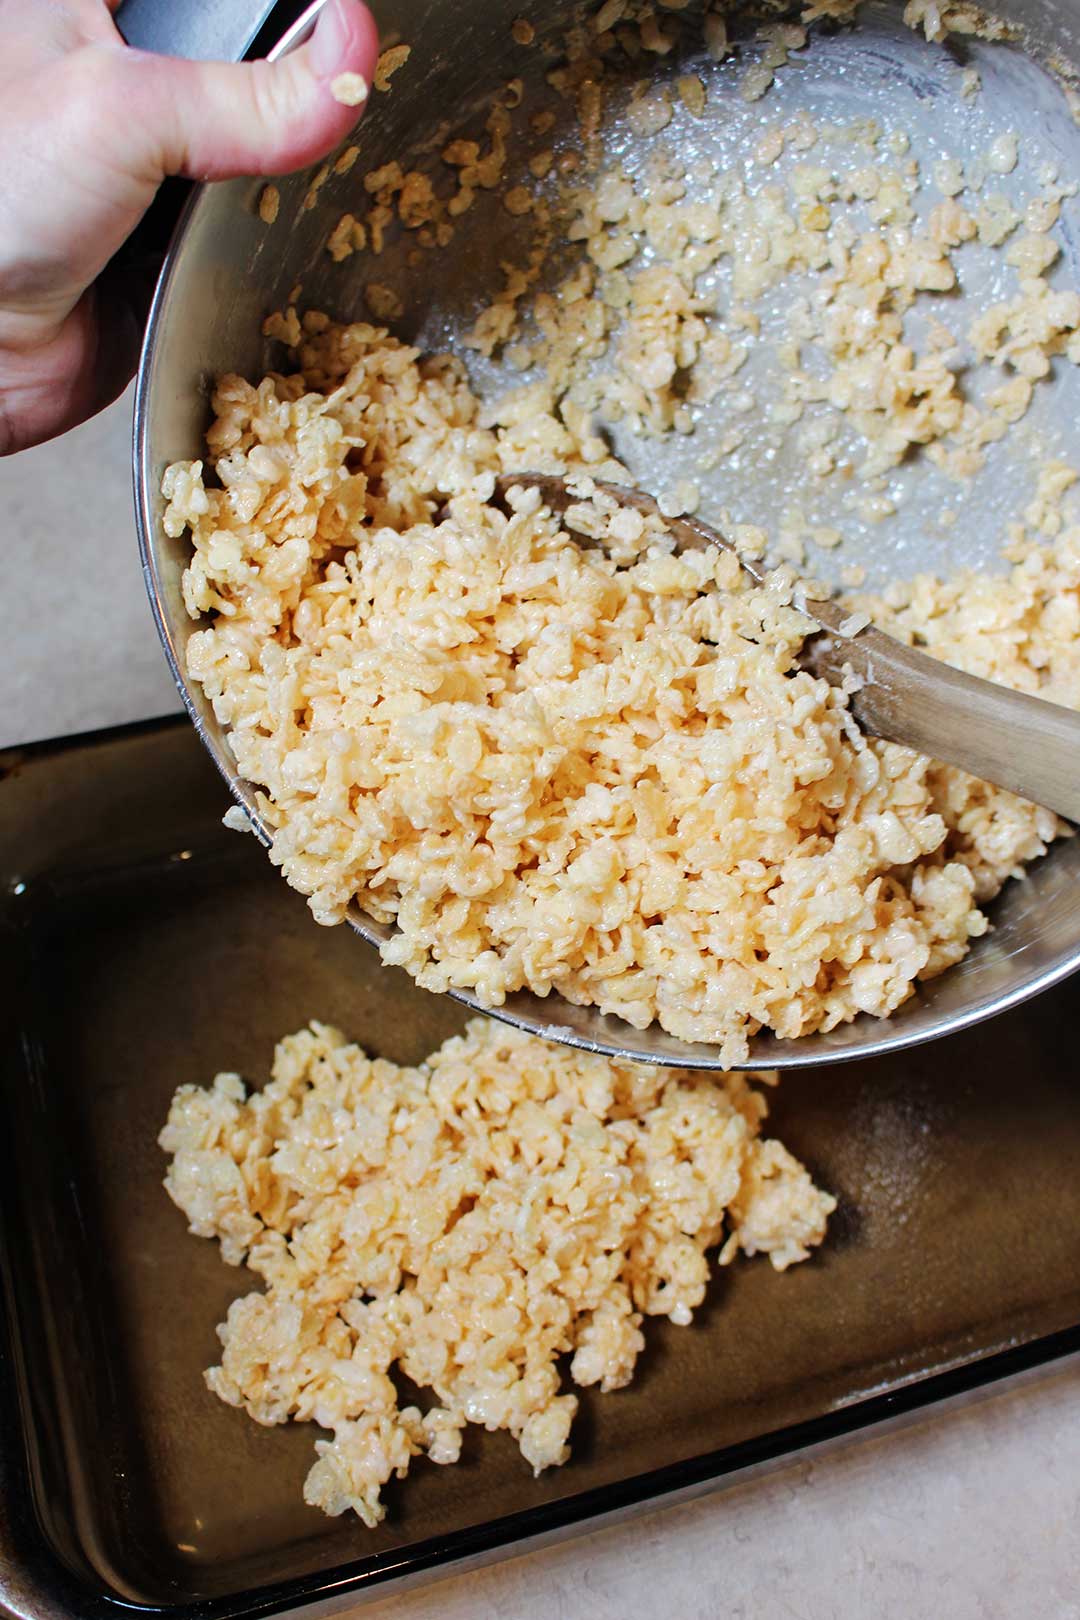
[3,394,1078,1619]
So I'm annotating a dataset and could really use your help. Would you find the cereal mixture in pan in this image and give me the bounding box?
[160,1018,834,1524]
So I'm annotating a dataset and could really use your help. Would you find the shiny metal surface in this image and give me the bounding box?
[135,0,1080,1069]
[116,0,280,60]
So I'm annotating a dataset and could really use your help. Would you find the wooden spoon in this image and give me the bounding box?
[495,473,1080,824]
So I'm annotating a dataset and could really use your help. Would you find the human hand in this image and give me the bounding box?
[0,0,378,454]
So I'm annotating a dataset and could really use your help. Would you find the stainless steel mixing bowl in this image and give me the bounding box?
[129,0,1080,1067]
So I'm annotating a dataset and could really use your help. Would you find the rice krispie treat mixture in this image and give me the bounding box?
[160,1017,834,1524]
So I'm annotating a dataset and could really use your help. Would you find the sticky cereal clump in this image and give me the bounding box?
[330,71,369,107]
[161,1017,834,1525]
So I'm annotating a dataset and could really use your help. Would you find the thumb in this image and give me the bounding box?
[129,0,380,182]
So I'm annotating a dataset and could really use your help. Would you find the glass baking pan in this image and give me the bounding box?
[2,716,1080,1620]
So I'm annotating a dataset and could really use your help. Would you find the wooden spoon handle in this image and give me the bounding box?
[495,473,1080,822]
[805,610,1080,823]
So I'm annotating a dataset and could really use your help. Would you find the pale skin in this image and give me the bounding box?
[0,0,379,454]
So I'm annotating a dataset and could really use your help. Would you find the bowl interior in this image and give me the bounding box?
[136,0,1080,1067]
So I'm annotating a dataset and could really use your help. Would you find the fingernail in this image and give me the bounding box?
[310,0,352,78]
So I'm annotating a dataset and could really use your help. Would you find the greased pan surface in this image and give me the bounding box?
[2,718,1080,1618]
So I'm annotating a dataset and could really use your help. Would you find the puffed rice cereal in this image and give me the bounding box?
[164,313,1074,1065]
[160,1017,835,1524]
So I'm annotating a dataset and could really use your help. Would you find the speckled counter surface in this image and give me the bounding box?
[3,395,1079,1619]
